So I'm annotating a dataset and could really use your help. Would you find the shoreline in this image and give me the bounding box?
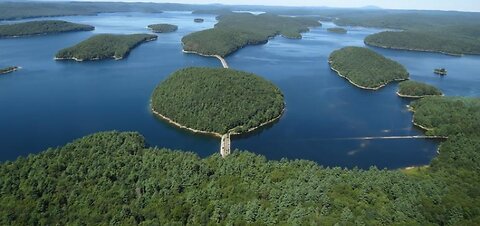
[403,165,429,170]
[229,106,285,136]
[407,106,448,138]
[328,62,407,90]
[182,50,229,68]
[151,106,223,138]
[365,41,465,57]
[55,37,157,62]
[0,27,95,39]
[396,92,444,99]
[151,104,285,138]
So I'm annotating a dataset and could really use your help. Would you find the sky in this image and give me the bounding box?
[44,0,480,12]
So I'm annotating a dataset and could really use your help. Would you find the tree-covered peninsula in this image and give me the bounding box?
[182,13,321,57]
[151,67,284,135]
[1,95,479,225]
[0,20,94,38]
[328,46,409,90]
[327,27,347,34]
[0,66,19,75]
[397,80,443,98]
[333,11,480,56]
[364,30,480,56]
[147,23,178,33]
[55,34,157,61]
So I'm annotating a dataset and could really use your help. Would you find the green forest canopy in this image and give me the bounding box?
[333,11,480,55]
[0,1,166,20]
[147,24,178,33]
[328,46,409,89]
[182,13,321,57]
[1,96,479,225]
[397,80,443,97]
[0,20,93,38]
[364,30,480,56]
[151,67,284,134]
[55,33,157,61]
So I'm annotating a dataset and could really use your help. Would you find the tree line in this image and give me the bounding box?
[55,33,157,61]
[329,46,409,89]
[182,13,321,57]
[0,20,93,38]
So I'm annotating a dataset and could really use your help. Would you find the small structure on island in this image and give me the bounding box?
[434,68,447,76]
[194,18,204,23]
[0,66,20,75]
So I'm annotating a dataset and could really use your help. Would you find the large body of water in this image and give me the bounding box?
[1,12,479,168]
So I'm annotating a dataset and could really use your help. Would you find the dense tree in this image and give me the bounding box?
[332,11,480,56]
[182,13,321,57]
[328,46,409,89]
[0,2,166,20]
[0,97,478,225]
[365,30,480,56]
[397,80,443,98]
[147,23,178,33]
[55,34,157,61]
[151,67,284,134]
[0,20,93,38]
[410,97,480,137]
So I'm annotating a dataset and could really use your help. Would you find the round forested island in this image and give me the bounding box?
[147,24,178,33]
[151,67,284,135]
[397,80,443,98]
[329,46,409,90]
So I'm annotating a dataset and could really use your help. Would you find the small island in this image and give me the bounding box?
[194,18,204,23]
[182,13,321,57]
[0,66,20,75]
[434,68,447,76]
[147,23,178,33]
[327,27,347,34]
[397,80,443,98]
[151,67,284,135]
[328,46,409,90]
[55,33,157,61]
[0,20,94,38]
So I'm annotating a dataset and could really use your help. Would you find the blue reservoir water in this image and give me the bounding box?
[1,13,478,169]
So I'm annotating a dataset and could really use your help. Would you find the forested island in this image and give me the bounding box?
[334,11,480,56]
[147,23,178,33]
[0,95,479,225]
[0,1,166,20]
[397,81,443,98]
[151,67,284,135]
[182,13,321,57]
[0,20,94,38]
[328,46,409,90]
[327,27,347,34]
[364,30,480,56]
[55,34,157,61]
[0,66,20,75]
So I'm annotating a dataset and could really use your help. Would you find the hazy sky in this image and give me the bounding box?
[53,0,480,12]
